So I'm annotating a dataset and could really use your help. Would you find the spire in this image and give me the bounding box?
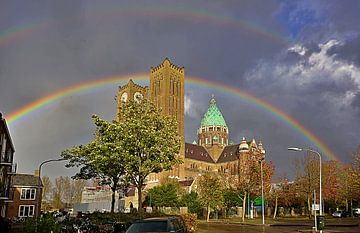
[200,96,227,128]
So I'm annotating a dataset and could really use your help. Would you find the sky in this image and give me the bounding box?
[1,0,359,181]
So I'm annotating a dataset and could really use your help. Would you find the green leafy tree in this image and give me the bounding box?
[62,100,181,212]
[147,182,180,207]
[198,173,224,222]
[119,100,182,211]
[224,190,242,208]
[180,191,202,216]
[62,115,128,213]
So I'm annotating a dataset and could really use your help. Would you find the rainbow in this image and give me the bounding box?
[5,73,338,162]
[0,5,290,48]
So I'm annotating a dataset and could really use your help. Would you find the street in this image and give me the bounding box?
[197,221,360,233]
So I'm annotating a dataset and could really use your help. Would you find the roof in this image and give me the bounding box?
[200,98,227,128]
[11,174,43,187]
[217,144,240,163]
[179,179,194,187]
[185,143,215,163]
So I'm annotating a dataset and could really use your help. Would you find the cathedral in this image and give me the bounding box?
[117,58,266,181]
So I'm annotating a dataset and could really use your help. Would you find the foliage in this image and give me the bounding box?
[147,182,180,207]
[224,157,274,222]
[180,191,202,216]
[180,213,197,233]
[293,153,319,218]
[198,173,224,222]
[223,190,242,208]
[322,161,345,204]
[118,100,182,210]
[21,214,61,233]
[62,115,129,212]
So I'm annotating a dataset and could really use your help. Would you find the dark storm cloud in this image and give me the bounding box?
[1,0,359,180]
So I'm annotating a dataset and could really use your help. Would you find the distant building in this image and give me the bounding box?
[0,113,16,217]
[6,174,43,218]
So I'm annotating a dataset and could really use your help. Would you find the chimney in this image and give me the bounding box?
[34,169,40,177]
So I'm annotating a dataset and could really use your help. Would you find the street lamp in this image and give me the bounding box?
[288,147,323,232]
[259,158,265,225]
[37,158,67,216]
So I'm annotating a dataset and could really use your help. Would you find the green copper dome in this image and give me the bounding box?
[200,97,228,128]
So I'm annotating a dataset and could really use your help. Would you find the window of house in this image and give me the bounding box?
[19,205,34,217]
[21,188,36,200]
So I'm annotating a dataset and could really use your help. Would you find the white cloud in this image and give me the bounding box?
[288,44,307,56]
[247,40,360,111]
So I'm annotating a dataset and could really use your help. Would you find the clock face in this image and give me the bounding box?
[134,92,143,103]
[121,92,128,102]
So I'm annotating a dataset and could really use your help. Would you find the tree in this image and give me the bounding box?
[41,176,52,201]
[198,173,224,222]
[226,159,274,222]
[52,177,66,210]
[147,181,181,207]
[119,100,182,211]
[293,153,319,218]
[180,191,202,216]
[322,160,341,212]
[268,176,295,219]
[62,116,129,213]
[62,100,181,212]
[70,179,87,203]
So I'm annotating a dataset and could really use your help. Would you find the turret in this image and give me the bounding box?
[239,137,249,152]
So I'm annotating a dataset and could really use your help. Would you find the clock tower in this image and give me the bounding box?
[117,79,148,121]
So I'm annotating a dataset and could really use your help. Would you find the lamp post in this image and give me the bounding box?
[259,158,265,225]
[288,147,323,232]
[37,158,67,217]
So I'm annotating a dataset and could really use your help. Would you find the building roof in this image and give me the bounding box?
[185,143,215,163]
[11,174,43,187]
[179,179,194,187]
[200,97,227,128]
[217,144,240,163]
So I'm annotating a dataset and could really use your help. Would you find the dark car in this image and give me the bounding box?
[125,216,186,233]
[332,210,348,218]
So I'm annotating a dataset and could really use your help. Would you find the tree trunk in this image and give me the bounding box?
[307,196,311,219]
[207,205,210,222]
[242,192,247,222]
[273,196,278,219]
[345,198,348,212]
[111,189,116,213]
[138,185,142,213]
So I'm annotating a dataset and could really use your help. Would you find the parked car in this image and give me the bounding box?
[332,210,348,218]
[353,208,360,217]
[125,216,186,233]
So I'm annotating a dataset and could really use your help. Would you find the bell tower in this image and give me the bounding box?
[117,79,148,121]
[150,58,185,178]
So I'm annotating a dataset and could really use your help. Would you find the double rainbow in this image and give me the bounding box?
[5,74,338,162]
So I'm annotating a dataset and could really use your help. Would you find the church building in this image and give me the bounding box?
[117,58,265,182]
